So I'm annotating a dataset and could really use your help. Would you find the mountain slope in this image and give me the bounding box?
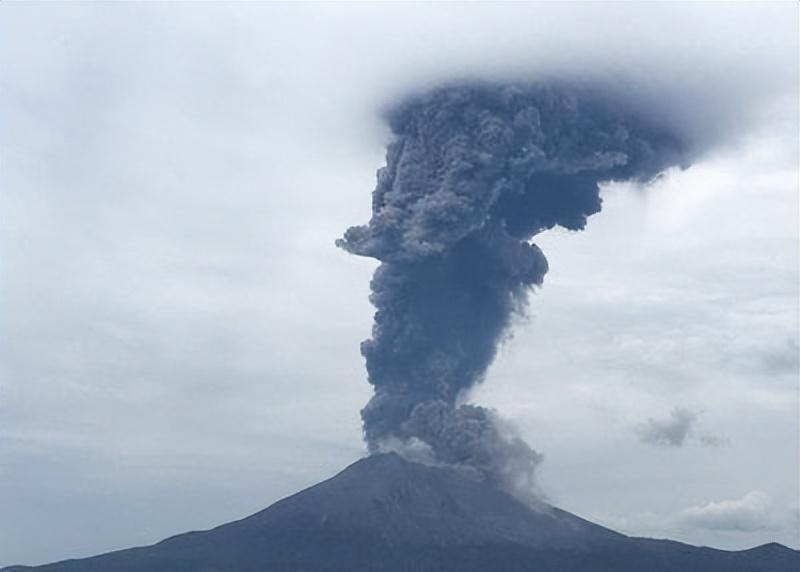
[5,453,798,572]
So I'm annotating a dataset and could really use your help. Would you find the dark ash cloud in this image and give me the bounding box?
[338,81,694,496]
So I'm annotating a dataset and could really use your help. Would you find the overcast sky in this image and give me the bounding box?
[1,2,798,567]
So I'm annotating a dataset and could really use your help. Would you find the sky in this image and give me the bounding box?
[1,2,798,567]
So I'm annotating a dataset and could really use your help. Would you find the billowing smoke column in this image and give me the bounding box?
[338,82,688,495]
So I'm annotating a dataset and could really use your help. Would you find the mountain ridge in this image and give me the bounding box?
[5,453,798,572]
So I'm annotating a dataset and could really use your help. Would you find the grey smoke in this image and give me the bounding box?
[338,81,695,494]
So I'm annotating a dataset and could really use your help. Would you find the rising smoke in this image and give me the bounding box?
[338,82,690,497]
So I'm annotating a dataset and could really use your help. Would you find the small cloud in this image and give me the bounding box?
[760,337,800,375]
[697,433,731,448]
[680,491,775,531]
[636,407,726,448]
[637,407,697,447]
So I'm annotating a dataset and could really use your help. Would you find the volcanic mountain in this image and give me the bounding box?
[5,453,798,572]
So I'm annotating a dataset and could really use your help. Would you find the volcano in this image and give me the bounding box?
[5,453,798,572]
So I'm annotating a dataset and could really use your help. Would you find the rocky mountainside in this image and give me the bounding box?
[5,453,798,572]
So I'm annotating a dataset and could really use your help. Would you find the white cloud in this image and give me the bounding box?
[680,491,776,532]
[592,491,799,550]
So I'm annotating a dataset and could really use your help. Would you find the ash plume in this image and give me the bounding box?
[338,82,690,496]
